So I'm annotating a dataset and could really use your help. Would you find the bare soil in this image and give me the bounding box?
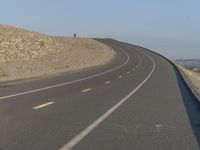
[178,65,200,94]
[0,24,115,82]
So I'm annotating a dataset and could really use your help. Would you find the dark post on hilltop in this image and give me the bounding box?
[74,33,76,38]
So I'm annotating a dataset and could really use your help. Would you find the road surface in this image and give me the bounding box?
[0,39,200,150]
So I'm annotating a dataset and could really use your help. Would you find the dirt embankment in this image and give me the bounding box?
[0,24,115,82]
[178,65,200,96]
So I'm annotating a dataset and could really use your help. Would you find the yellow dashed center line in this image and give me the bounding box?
[105,81,111,84]
[33,102,54,110]
[81,88,92,93]
[118,75,123,78]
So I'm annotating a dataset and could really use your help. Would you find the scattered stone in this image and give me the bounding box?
[0,24,115,82]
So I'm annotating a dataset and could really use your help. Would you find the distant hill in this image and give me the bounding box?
[175,59,200,70]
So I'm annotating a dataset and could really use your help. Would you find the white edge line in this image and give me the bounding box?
[33,102,54,110]
[0,48,129,100]
[59,50,156,150]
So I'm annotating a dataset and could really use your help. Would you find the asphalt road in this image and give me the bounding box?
[0,39,200,150]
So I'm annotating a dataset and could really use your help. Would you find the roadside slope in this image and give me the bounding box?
[0,24,115,82]
[177,65,200,99]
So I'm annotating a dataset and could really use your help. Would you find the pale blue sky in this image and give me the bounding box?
[0,0,200,59]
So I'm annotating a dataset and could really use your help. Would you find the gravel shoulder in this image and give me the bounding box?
[0,24,115,82]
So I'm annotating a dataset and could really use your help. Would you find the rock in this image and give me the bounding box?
[0,24,115,82]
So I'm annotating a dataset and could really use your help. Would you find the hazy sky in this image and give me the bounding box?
[0,0,200,59]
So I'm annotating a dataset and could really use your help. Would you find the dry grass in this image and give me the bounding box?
[0,24,115,82]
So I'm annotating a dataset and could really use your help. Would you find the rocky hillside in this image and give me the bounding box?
[178,65,200,97]
[0,24,115,82]
[175,59,200,70]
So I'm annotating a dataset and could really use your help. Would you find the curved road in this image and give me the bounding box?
[0,39,199,150]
